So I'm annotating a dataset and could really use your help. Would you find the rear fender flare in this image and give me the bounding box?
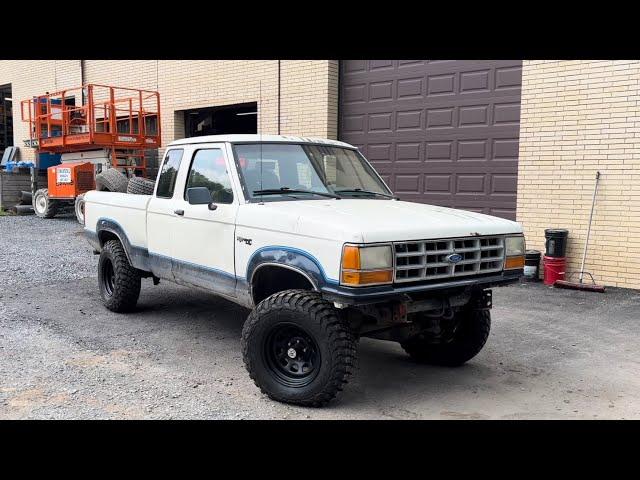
[95,218,146,269]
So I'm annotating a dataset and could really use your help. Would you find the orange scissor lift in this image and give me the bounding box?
[21,84,160,220]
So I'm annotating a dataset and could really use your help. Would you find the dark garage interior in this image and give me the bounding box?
[183,102,257,137]
[0,84,13,158]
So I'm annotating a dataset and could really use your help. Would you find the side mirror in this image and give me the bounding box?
[186,187,217,210]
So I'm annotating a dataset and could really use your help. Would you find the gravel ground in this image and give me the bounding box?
[0,213,95,287]
[1,215,639,419]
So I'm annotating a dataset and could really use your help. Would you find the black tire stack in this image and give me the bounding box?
[6,190,34,216]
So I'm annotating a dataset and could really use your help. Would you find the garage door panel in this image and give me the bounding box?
[358,144,519,170]
[341,60,521,80]
[387,163,518,175]
[347,129,519,145]
[340,60,521,219]
[341,91,521,112]
[341,107,521,130]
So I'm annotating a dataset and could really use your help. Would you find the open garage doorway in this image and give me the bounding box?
[183,102,257,137]
[0,84,13,159]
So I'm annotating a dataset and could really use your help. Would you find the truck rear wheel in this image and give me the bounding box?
[241,290,357,407]
[33,188,58,219]
[401,308,491,367]
[98,239,141,312]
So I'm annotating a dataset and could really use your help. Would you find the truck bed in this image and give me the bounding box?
[83,191,151,252]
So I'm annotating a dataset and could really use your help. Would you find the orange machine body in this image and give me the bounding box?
[47,162,95,199]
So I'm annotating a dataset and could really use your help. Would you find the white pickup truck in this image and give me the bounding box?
[84,134,525,407]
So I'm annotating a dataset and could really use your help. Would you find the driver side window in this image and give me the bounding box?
[184,149,234,204]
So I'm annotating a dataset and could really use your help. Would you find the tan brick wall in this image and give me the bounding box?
[518,60,640,289]
[0,60,82,161]
[0,60,339,162]
[280,60,338,139]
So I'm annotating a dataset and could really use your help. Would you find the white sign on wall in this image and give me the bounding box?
[56,167,72,184]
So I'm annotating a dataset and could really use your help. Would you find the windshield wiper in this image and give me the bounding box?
[253,187,341,199]
[334,188,398,200]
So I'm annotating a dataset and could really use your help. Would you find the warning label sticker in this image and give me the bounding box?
[56,168,72,184]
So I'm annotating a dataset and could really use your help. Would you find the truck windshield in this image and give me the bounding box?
[233,143,392,201]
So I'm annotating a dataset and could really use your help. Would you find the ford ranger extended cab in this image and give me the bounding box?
[84,135,525,407]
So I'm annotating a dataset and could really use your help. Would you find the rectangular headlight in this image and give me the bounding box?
[504,235,525,270]
[341,244,393,286]
[358,245,393,270]
[505,236,525,256]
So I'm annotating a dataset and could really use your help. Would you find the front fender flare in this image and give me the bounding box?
[246,246,338,292]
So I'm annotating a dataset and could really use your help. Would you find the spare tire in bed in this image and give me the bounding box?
[95,168,128,193]
[127,176,156,195]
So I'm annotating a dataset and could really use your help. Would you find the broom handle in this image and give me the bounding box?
[579,171,600,283]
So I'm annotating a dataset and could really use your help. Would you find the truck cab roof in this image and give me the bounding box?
[167,134,355,149]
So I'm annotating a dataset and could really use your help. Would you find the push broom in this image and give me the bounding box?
[554,171,606,292]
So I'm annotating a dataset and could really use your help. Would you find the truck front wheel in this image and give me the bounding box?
[98,239,141,313]
[401,308,491,367]
[241,290,357,407]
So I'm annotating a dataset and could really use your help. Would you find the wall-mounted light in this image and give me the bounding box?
[236,111,257,116]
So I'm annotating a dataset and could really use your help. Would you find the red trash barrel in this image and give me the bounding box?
[543,255,566,285]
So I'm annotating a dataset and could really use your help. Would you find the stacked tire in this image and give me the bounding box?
[127,176,155,195]
[95,168,128,193]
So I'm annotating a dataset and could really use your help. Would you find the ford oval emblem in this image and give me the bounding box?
[446,253,463,264]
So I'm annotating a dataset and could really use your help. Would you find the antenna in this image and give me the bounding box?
[259,80,263,203]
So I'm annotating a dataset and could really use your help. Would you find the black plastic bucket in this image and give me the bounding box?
[544,229,569,258]
[524,250,541,281]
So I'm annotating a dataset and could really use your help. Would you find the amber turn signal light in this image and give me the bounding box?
[341,245,361,270]
[505,255,525,269]
[341,269,393,286]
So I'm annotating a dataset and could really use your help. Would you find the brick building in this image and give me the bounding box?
[0,60,637,289]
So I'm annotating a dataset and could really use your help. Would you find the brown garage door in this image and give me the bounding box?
[339,60,522,220]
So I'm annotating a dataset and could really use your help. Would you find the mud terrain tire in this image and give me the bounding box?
[242,290,357,407]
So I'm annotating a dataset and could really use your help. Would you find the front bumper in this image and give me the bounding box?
[321,269,522,306]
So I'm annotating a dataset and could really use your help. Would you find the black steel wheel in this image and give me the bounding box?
[98,239,141,312]
[242,290,358,407]
[101,257,116,297]
[264,323,320,388]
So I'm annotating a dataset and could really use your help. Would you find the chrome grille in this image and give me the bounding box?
[394,236,505,283]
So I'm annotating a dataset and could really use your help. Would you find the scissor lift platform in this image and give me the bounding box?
[21,84,160,176]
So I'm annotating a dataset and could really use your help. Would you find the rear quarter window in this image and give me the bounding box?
[156,149,184,198]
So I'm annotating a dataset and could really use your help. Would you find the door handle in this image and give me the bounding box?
[174,209,184,216]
